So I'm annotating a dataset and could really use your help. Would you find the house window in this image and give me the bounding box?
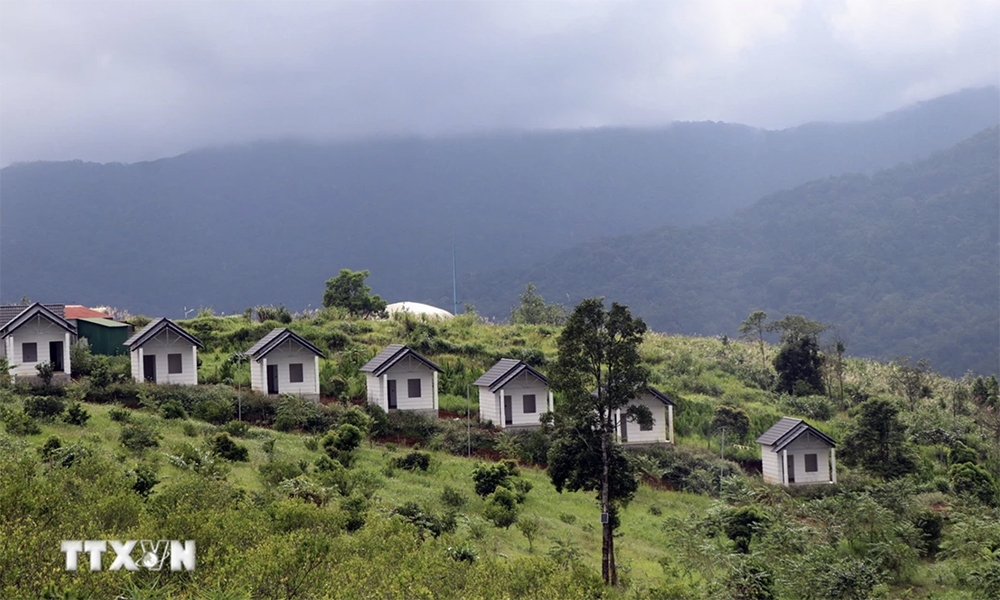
[804,453,818,473]
[523,394,536,414]
[22,342,37,363]
[408,378,421,398]
[167,353,183,374]
[289,363,304,383]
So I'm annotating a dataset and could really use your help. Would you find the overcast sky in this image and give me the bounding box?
[1,0,997,166]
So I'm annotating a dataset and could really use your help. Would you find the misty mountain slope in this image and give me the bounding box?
[1,88,997,319]
[463,128,1000,376]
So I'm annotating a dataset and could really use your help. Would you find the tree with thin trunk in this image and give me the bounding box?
[547,298,650,586]
[738,310,769,371]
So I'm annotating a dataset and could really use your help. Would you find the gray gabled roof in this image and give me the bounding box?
[646,387,676,406]
[756,417,835,451]
[0,303,75,337]
[245,327,324,360]
[359,344,442,376]
[473,358,548,392]
[124,318,204,350]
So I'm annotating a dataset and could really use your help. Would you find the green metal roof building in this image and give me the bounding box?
[74,318,130,356]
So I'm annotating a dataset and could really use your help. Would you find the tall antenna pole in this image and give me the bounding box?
[452,233,458,315]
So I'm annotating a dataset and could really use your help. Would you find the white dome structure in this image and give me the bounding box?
[386,302,454,319]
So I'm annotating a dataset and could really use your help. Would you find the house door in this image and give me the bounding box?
[504,395,513,425]
[266,365,279,394]
[786,454,795,483]
[143,355,157,382]
[619,414,628,442]
[49,341,64,372]
[387,380,397,409]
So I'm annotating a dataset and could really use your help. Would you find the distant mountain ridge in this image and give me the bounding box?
[1,88,997,368]
[463,127,1000,376]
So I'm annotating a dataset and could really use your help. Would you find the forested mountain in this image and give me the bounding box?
[465,128,1000,376]
[1,88,997,322]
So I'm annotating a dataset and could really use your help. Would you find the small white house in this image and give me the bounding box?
[474,358,552,430]
[245,327,324,400]
[0,303,76,382]
[124,318,203,386]
[757,417,837,486]
[360,344,442,417]
[618,387,676,445]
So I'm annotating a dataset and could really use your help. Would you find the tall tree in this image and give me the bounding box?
[510,283,566,326]
[839,398,918,479]
[547,298,650,586]
[769,315,827,396]
[738,310,769,371]
[322,269,387,318]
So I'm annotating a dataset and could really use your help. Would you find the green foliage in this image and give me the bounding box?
[391,501,456,538]
[35,361,55,386]
[129,463,160,498]
[209,432,250,462]
[4,410,41,435]
[472,460,521,498]
[23,395,65,421]
[392,450,431,471]
[483,486,520,529]
[949,462,998,506]
[108,406,132,423]
[510,283,566,326]
[259,459,305,487]
[119,421,161,452]
[160,398,187,419]
[722,505,771,553]
[739,310,770,371]
[322,269,387,318]
[61,401,90,426]
[774,336,825,396]
[840,398,918,479]
[440,485,467,509]
[221,419,250,437]
[193,394,234,425]
[516,515,541,551]
[711,405,750,441]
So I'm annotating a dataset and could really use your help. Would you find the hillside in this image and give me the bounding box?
[464,127,1000,376]
[2,312,999,598]
[1,87,997,320]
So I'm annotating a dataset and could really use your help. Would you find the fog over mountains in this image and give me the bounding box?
[1,87,997,374]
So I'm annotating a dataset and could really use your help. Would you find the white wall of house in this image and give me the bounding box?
[761,431,835,486]
[480,371,549,429]
[130,328,198,385]
[620,393,671,444]
[365,355,438,415]
[3,315,72,378]
[250,339,320,398]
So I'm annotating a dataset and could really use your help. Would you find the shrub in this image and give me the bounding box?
[392,502,456,539]
[221,419,250,438]
[130,464,160,498]
[473,460,520,498]
[120,422,161,452]
[392,451,431,472]
[109,407,132,423]
[304,436,319,452]
[182,421,199,437]
[362,403,390,438]
[160,399,187,420]
[950,463,998,506]
[23,396,65,421]
[429,419,496,456]
[337,406,372,434]
[38,436,63,462]
[4,410,41,435]
[209,433,250,462]
[441,486,468,509]
[445,544,478,563]
[386,410,440,445]
[483,487,519,529]
[62,402,90,426]
[193,396,233,425]
[259,460,305,487]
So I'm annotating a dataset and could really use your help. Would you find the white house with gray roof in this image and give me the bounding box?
[246,327,324,399]
[757,417,837,486]
[125,318,203,386]
[474,358,552,430]
[0,303,75,382]
[618,387,676,445]
[360,344,442,416]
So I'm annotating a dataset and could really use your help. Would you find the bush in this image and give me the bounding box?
[160,399,187,420]
[130,464,160,498]
[392,451,431,472]
[193,396,234,425]
[392,502,456,539]
[950,463,998,506]
[429,419,496,456]
[441,486,467,509]
[109,407,132,423]
[23,396,65,421]
[62,402,90,426]
[259,460,305,487]
[483,487,519,529]
[221,420,250,438]
[4,410,41,436]
[182,421,199,437]
[209,433,250,462]
[120,422,161,452]
[473,460,519,498]
[386,410,440,445]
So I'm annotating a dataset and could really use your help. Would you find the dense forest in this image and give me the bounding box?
[1,306,999,599]
[465,128,1000,376]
